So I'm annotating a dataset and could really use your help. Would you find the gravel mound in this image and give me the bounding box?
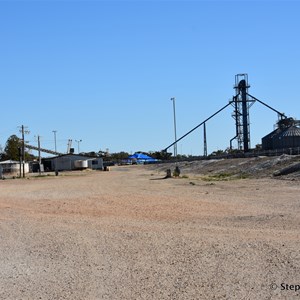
[149,155,300,179]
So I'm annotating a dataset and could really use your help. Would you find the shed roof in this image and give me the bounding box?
[43,153,100,161]
[0,160,19,164]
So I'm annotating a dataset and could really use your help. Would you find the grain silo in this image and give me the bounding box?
[262,118,300,150]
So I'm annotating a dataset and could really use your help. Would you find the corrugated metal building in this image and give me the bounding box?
[42,154,103,172]
[262,118,300,150]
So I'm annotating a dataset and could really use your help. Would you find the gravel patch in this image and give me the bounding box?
[1,166,300,299]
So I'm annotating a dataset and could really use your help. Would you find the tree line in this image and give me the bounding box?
[0,135,173,162]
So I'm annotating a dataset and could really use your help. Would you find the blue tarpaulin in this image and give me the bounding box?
[128,153,157,163]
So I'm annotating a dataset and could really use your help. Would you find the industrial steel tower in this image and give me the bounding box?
[164,74,287,155]
[231,74,255,152]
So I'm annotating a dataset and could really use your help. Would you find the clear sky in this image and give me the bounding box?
[1,0,300,156]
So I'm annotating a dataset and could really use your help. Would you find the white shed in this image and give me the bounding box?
[0,160,29,176]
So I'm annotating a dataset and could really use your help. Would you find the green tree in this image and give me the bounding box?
[109,151,129,162]
[2,135,21,161]
[2,135,32,161]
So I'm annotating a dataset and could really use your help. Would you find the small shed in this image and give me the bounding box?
[0,160,29,175]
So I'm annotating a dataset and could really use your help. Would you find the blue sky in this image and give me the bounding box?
[0,0,299,156]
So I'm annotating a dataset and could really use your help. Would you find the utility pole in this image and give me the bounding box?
[19,125,29,178]
[52,130,57,153]
[37,135,41,174]
[203,122,207,157]
[170,97,177,158]
[22,125,25,177]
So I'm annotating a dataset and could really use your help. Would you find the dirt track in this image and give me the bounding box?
[1,165,300,299]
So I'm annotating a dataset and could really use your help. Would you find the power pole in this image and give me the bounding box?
[203,122,207,157]
[19,125,29,178]
[38,135,41,174]
[170,97,177,158]
[21,125,25,178]
[52,130,57,153]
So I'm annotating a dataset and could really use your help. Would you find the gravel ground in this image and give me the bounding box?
[1,165,300,299]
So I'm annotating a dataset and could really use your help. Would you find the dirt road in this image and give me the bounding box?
[0,165,300,299]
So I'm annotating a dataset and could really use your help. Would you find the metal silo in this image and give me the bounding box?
[262,118,300,150]
[262,128,281,150]
[273,126,300,149]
